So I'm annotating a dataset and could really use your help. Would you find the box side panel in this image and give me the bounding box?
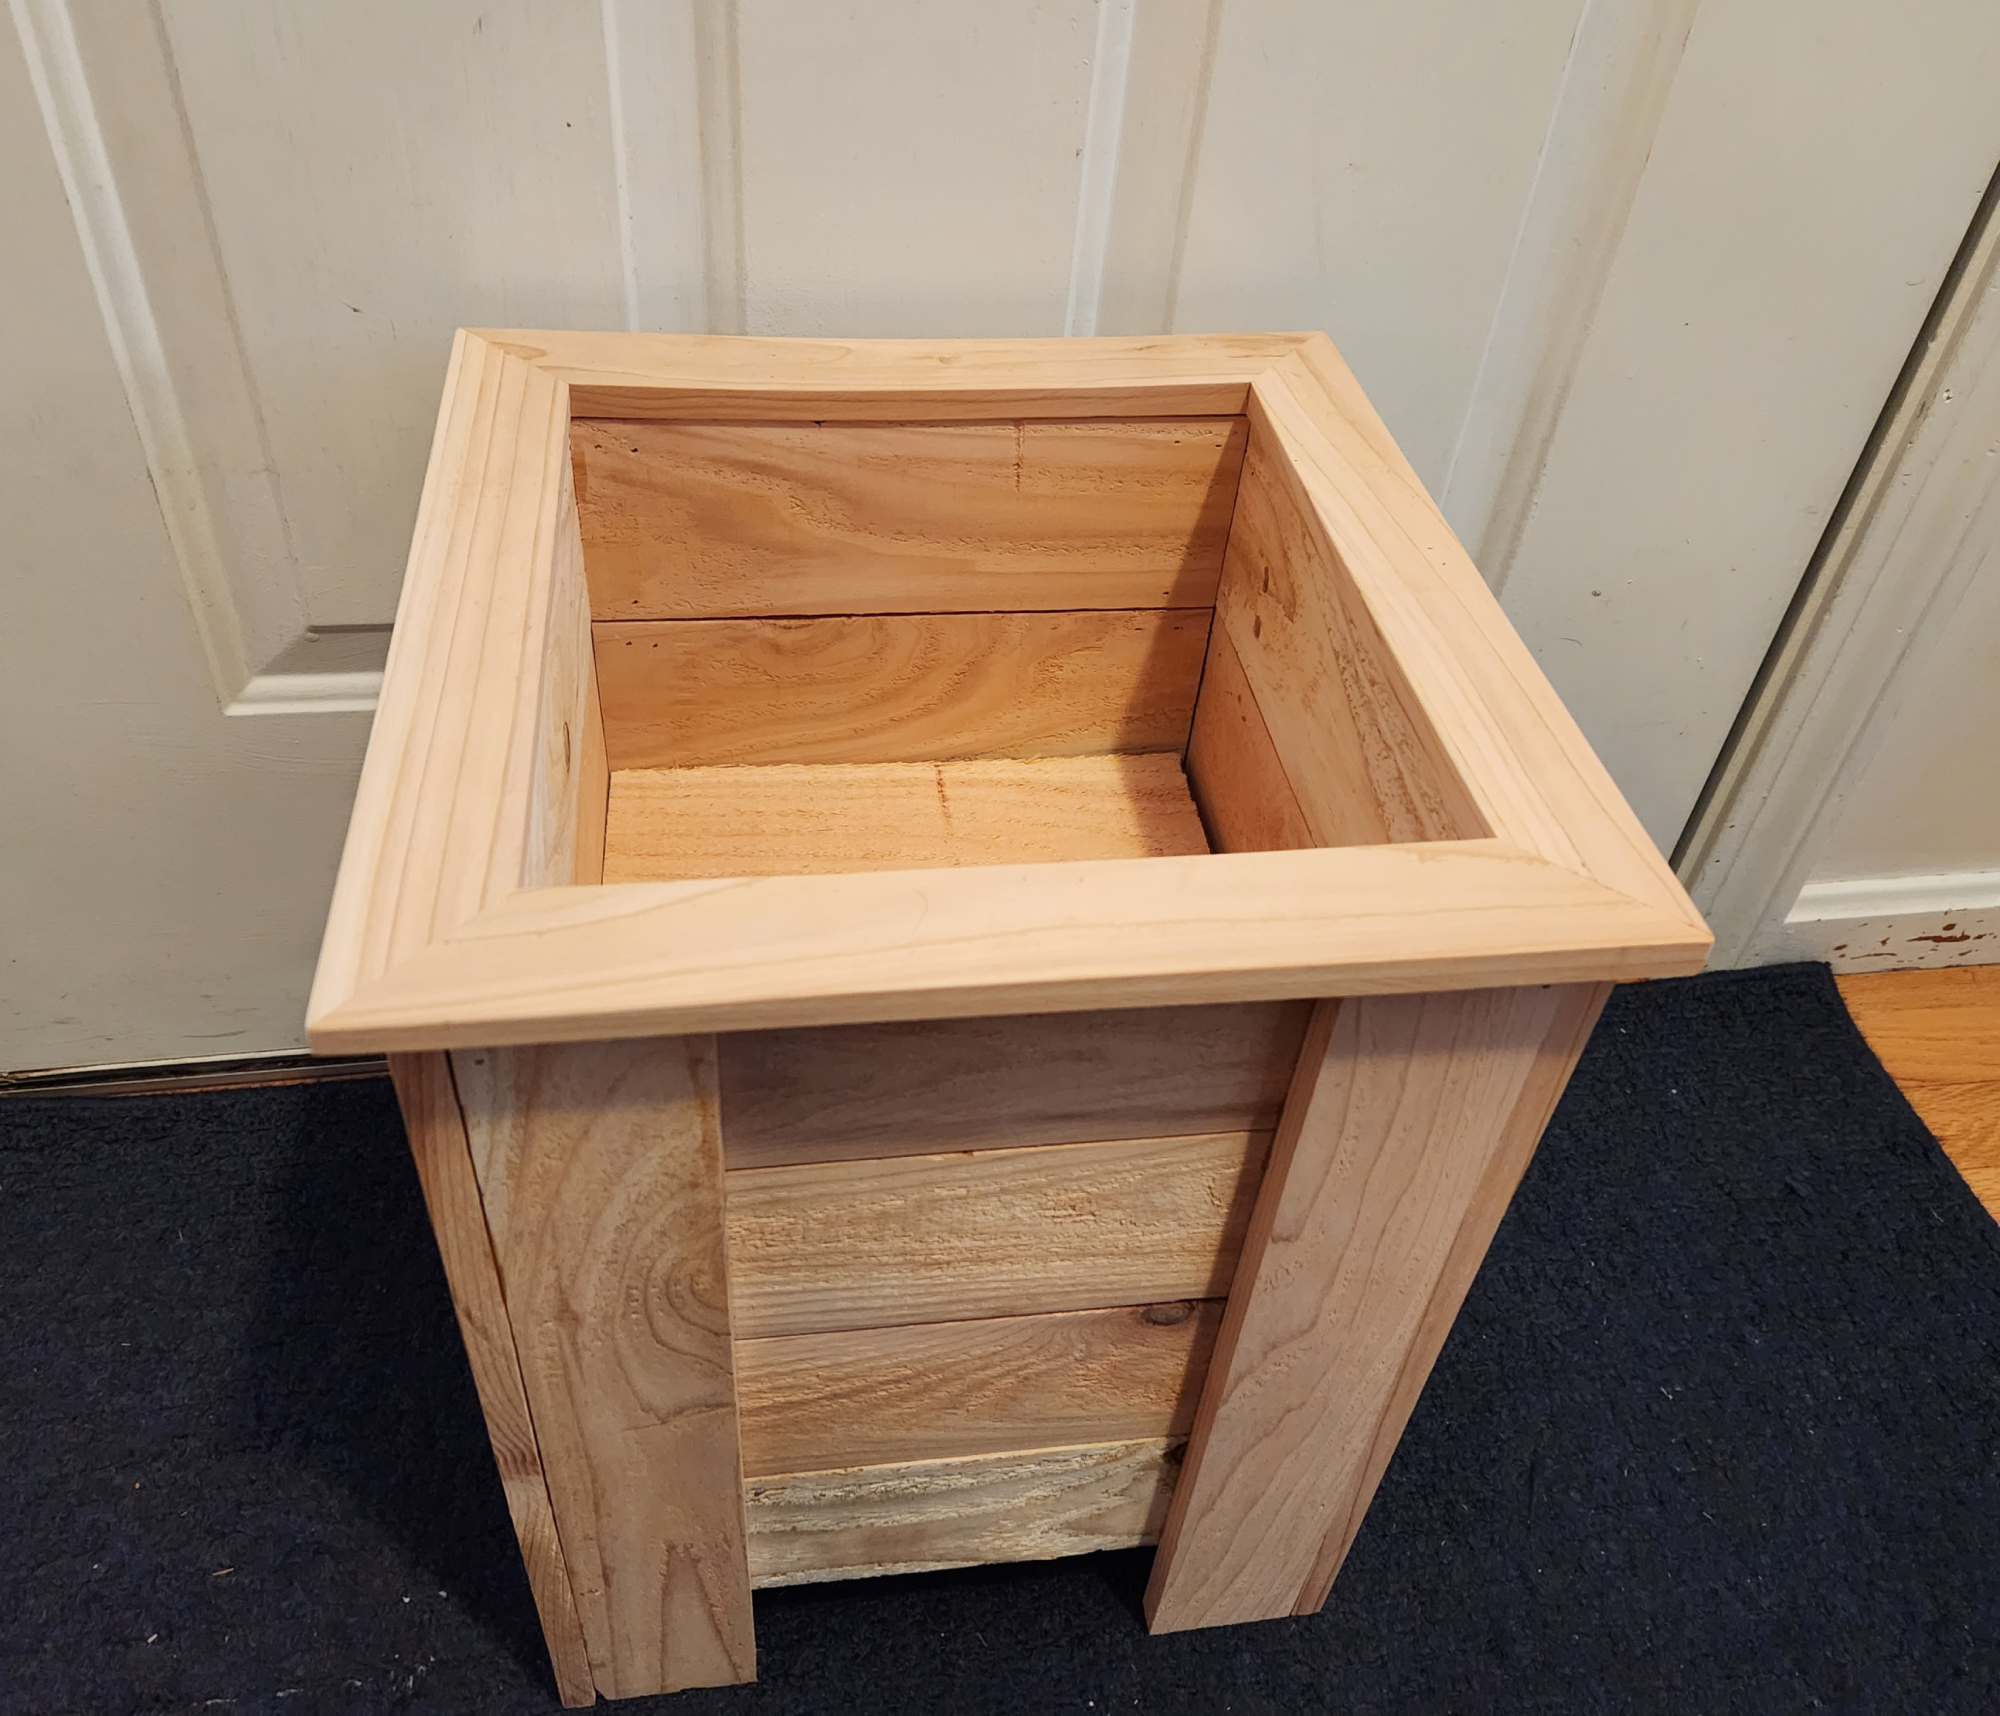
[572,418,1248,618]
[710,996,1311,1581]
[594,609,1210,769]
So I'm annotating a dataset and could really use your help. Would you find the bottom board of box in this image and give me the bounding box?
[744,1436,1182,1588]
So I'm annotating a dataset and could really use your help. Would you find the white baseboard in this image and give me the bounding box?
[1765,869,2000,969]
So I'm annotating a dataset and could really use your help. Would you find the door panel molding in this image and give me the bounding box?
[1678,167,2000,965]
[9,0,316,708]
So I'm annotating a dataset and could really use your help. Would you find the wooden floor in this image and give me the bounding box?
[1838,966,2000,1221]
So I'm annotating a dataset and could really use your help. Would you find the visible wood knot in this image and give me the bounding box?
[1143,1300,1195,1326]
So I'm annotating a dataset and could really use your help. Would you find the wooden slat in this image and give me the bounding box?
[1215,418,1486,848]
[718,1000,1309,1171]
[452,1037,756,1697]
[602,753,1209,884]
[744,1438,1180,1587]
[594,608,1211,770]
[387,1053,594,1709]
[723,1131,1269,1339]
[572,417,1247,618]
[1145,983,1609,1632]
[735,1301,1222,1477]
[1184,622,1317,853]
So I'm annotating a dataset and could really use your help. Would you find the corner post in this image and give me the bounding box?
[1146,982,1610,1630]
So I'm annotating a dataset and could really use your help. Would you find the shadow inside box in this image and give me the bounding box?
[239,1075,553,1690]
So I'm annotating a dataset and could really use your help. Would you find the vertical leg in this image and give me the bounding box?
[452,1036,756,1698]
[388,1052,597,1708]
[1145,982,1610,1631]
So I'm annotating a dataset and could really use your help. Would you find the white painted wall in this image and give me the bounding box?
[7,0,2000,1065]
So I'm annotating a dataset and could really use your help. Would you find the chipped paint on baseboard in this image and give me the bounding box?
[1777,870,2000,971]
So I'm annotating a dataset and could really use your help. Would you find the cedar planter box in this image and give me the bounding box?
[309,331,1709,1704]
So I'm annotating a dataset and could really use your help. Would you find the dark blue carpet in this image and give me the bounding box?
[3,962,1998,1713]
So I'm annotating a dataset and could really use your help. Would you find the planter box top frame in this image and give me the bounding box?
[308,330,1709,1054]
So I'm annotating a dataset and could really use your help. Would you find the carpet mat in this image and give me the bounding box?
[3,963,1998,1714]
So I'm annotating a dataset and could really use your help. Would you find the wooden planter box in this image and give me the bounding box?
[309,330,1709,1705]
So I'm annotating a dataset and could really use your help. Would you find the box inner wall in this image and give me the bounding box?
[573,414,1248,880]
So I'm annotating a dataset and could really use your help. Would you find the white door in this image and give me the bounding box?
[6,0,1999,1069]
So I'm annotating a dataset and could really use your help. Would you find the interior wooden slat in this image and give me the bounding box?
[723,1131,1270,1339]
[1210,418,1487,846]
[1184,622,1317,853]
[572,417,1248,618]
[718,1000,1310,1171]
[592,608,1211,770]
[602,753,1209,883]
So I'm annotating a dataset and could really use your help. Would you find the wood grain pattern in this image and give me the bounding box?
[1215,416,1486,848]
[1184,622,1317,853]
[572,417,1248,618]
[387,1052,594,1709]
[1837,967,2000,1081]
[593,608,1211,770]
[602,753,1210,883]
[718,1000,1309,1170]
[452,1037,755,1697]
[744,1438,1180,1587]
[723,1131,1270,1339]
[1145,982,1609,1632]
[735,1301,1221,1476]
